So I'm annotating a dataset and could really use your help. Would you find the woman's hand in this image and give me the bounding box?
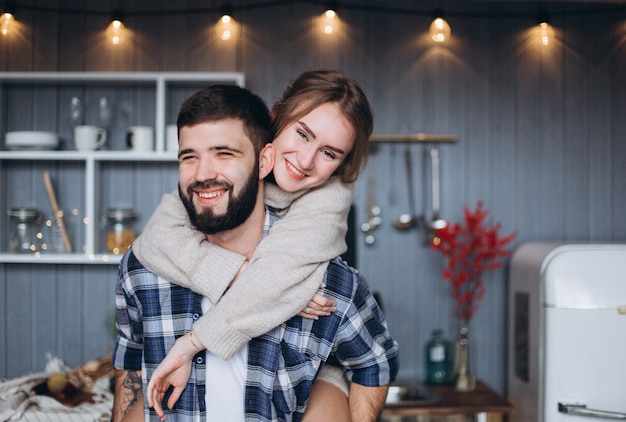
[298,286,336,319]
[147,331,203,420]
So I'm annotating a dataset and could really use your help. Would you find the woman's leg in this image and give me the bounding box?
[303,365,351,422]
[303,379,351,422]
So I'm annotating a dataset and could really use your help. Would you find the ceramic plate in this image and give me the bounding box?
[5,131,59,150]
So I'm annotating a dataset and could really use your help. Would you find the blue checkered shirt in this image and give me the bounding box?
[113,210,399,421]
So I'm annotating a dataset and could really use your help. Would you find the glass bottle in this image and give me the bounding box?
[104,209,137,254]
[7,208,42,253]
[425,329,453,385]
[46,212,68,253]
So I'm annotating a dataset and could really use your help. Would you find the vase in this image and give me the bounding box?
[453,322,476,392]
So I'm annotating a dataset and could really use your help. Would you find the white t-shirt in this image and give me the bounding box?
[201,296,248,420]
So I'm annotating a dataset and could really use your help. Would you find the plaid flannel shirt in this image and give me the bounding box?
[113,210,399,421]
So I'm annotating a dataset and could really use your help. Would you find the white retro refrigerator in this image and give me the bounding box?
[507,242,626,421]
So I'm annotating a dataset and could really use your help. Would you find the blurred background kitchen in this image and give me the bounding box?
[0,0,625,400]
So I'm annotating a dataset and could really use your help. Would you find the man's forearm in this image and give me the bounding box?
[112,369,143,422]
[348,383,389,422]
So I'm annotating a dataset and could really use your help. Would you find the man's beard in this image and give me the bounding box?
[179,171,259,235]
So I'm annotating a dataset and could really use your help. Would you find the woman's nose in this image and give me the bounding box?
[298,148,316,170]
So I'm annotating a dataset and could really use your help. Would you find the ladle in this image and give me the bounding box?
[427,147,447,242]
[393,147,418,230]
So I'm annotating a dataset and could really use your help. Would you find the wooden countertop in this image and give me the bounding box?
[382,380,514,416]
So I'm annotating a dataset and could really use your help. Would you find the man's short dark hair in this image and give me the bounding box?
[177,84,274,155]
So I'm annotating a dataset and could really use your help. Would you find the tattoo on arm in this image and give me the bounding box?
[113,370,143,421]
[122,371,142,413]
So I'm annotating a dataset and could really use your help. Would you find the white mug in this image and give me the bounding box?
[166,124,178,152]
[127,126,154,152]
[74,125,106,151]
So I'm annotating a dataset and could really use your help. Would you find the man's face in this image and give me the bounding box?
[177,119,260,234]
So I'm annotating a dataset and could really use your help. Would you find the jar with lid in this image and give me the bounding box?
[425,329,453,385]
[104,209,137,254]
[7,208,42,253]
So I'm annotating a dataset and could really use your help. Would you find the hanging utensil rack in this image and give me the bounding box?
[370,133,457,143]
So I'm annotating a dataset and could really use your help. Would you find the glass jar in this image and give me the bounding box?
[7,208,42,253]
[104,209,137,254]
[425,329,453,385]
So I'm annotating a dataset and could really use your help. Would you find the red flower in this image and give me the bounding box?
[430,201,515,322]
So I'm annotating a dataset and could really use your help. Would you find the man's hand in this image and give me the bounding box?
[147,332,200,420]
[348,383,389,422]
[112,370,143,422]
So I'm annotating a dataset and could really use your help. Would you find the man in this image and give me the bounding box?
[112,84,398,421]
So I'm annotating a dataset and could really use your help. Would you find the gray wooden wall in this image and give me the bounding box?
[2,1,626,396]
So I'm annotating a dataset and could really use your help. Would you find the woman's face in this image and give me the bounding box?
[271,102,354,193]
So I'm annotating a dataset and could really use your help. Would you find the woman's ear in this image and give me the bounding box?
[259,144,275,179]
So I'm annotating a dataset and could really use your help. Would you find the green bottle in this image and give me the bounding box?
[425,329,452,385]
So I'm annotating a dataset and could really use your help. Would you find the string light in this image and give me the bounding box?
[429,9,451,43]
[1,2,15,36]
[2,3,615,50]
[109,8,125,45]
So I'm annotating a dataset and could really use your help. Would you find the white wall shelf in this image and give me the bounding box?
[0,72,244,264]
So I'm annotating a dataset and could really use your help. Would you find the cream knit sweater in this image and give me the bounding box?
[132,178,353,359]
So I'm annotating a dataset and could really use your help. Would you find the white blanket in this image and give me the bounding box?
[0,356,113,422]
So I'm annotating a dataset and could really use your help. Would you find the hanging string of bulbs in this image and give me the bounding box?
[1,1,623,45]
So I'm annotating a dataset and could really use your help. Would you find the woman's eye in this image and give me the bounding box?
[322,149,336,160]
[297,129,309,142]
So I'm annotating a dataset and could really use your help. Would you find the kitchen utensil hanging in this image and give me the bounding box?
[392,145,448,245]
[393,147,419,230]
[425,147,447,244]
[360,166,382,245]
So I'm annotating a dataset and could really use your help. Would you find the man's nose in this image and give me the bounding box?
[195,158,219,181]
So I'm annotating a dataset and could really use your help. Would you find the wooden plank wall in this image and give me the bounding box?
[1,1,625,395]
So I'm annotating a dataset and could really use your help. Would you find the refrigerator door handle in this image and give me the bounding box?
[559,403,626,419]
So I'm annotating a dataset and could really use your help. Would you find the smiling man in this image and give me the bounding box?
[112,84,398,421]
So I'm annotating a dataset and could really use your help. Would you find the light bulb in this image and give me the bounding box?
[109,8,125,45]
[429,17,451,43]
[1,12,13,36]
[322,8,337,35]
[218,13,234,41]
[540,22,549,46]
[110,20,124,45]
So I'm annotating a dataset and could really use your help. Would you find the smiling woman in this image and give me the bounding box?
[270,102,353,192]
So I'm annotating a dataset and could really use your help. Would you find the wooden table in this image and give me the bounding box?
[381,380,513,422]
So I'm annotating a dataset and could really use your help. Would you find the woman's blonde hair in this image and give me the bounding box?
[271,69,373,184]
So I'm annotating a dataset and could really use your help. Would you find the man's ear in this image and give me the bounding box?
[259,144,275,179]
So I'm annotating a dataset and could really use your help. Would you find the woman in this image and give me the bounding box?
[132,69,374,420]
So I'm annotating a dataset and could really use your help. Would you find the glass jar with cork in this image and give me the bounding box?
[104,209,137,255]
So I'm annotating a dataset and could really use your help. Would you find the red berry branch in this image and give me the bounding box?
[430,201,516,322]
